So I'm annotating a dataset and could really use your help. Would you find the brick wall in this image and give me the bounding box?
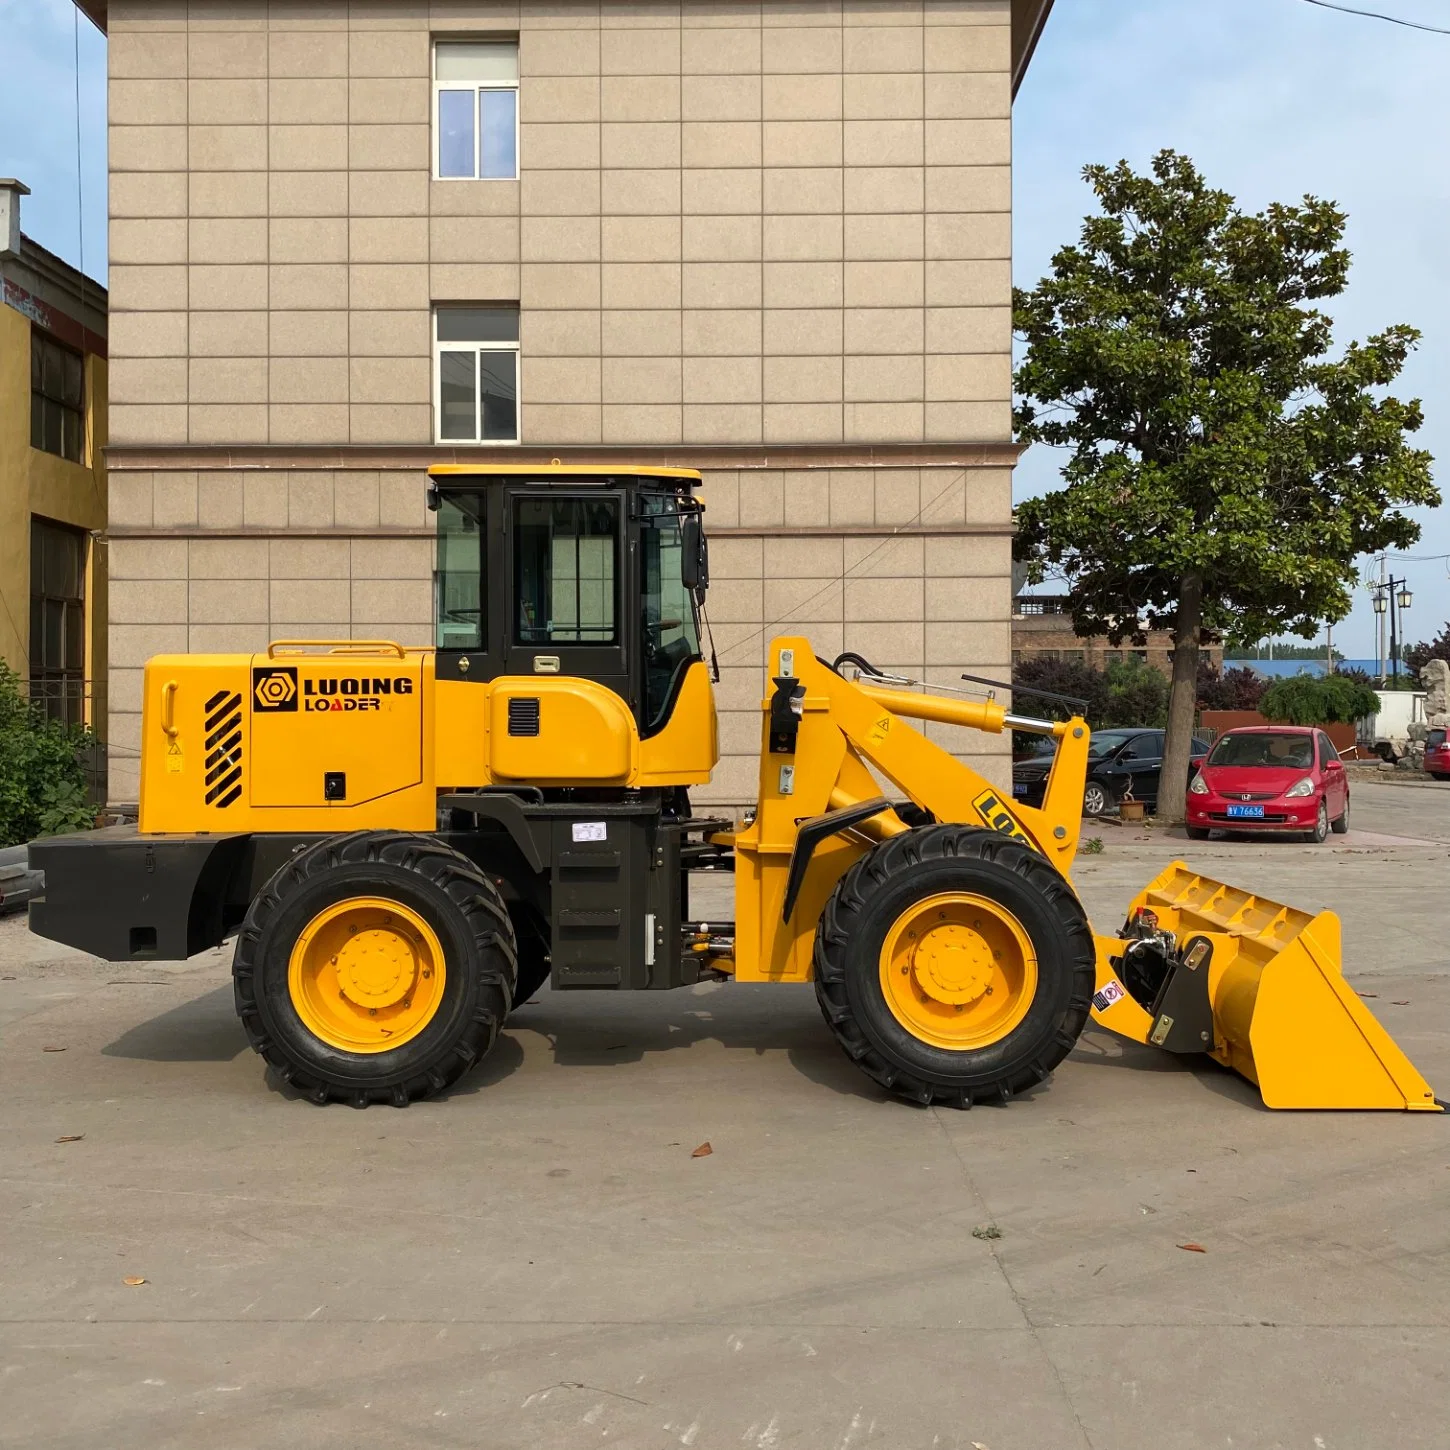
[104,0,1017,806]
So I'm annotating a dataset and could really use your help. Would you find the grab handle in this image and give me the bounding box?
[160,679,179,739]
[267,639,407,659]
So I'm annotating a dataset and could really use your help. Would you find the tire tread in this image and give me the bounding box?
[812,825,1096,1109]
[232,831,515,1107]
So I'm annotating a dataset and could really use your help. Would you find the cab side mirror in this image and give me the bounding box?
[681,515,709,594]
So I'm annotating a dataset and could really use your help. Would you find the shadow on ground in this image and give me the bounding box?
[1070,1026,1264,1108]
[101,984,248,1062]
[99,979,1253,1108]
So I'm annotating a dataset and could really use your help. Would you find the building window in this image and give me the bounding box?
[31,329,85,464]
[30,516,87,727]
[435,305,520,444]
[434,40,519,180]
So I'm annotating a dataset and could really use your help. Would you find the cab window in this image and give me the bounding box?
[434,492,484,650]
[513,496,618,645]
[640,494,703,733]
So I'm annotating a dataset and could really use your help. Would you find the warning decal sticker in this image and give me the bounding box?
[1092,979,1126,1012]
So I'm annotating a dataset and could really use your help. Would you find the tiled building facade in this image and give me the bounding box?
[93,0,1048,805]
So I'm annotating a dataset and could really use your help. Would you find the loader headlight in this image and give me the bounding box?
[1188,775,1208,795]
[1284,776,1315,798]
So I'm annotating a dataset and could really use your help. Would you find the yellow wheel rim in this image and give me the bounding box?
[878,892,1038,1051]
[287,897,446,1054]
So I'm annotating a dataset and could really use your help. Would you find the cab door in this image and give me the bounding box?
[503,489,633,709]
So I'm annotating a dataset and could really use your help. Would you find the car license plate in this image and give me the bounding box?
[1012,785,1028,799]
[1226,804,1264,819]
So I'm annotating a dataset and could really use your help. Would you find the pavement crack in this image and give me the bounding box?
[929,1106,1097,1450]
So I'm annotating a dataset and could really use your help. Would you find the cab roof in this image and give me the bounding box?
[427,463,701,483]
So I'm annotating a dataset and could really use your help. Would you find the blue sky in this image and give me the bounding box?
[2,0,1446,657]
[1016,0,1450,657]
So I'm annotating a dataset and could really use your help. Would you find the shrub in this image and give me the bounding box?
[1196,662,1267,712]
[1259,672,1381,727]
[1103,657,1169,728]
[0,661,97,848]
[1404,623,1450,675]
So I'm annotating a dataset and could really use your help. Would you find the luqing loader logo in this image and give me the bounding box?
[252,666,298,712]
[302,676,414,713]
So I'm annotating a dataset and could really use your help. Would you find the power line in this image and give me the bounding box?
[1297,0,1450,35]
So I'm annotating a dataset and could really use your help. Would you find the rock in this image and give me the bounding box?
[1419,658,1450,717]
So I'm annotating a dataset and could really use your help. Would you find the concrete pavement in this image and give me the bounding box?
[2,779,1448,1448]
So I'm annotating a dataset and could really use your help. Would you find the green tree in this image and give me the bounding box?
[1404,623,1450,676]
[0,662,97,848]
[1224,642,1341,661]
[1013,151,1437,822]
[1259,673,1380,726]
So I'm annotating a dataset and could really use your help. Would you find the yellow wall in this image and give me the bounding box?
[0,302,109,735]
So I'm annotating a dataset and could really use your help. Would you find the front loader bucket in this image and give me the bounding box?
[1090,863,1441,1111]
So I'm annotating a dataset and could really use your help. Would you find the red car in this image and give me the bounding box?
[1186,726,1350,843]
[1425,726,1450,781]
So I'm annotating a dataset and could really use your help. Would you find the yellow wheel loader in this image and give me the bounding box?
[28,465,1440,1113]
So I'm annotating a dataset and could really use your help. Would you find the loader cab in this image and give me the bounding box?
[427,465,709,737]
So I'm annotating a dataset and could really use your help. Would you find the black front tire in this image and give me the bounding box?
[233,831,516,1107]
[1083,782,1110,817]
[813,826,1096,1108]
[1185,825,1210,841]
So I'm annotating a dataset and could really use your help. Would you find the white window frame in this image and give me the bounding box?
[433,308,521,447]
[432,38,520,182]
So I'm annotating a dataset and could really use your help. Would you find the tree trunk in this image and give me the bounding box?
[1158,573,1204,825]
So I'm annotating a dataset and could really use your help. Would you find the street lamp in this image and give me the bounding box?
[1378,576,1412,684]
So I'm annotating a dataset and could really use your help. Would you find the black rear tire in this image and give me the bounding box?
[1331,799,1350,834]
[813,826,1096,1108]
[233,831,516,1107]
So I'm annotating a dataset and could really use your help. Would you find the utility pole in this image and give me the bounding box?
[1376,556,1387,682]
[1326,621,1333,676]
